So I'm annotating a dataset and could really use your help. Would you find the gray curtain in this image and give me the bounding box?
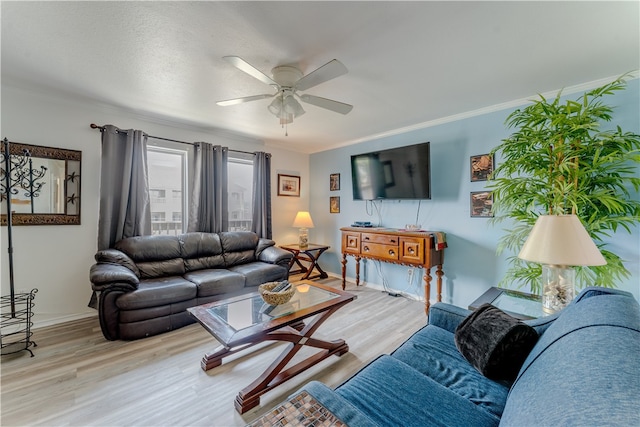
[97,125,151,250]
[188,142,228,232]
[252,152,272,239]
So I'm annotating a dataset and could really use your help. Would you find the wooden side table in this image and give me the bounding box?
[279,243,330,280]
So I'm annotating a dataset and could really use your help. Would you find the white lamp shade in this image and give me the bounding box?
[518,215,606,266]
[292,211,314,228]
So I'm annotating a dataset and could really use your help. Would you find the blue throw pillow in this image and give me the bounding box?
[454,303,539,381]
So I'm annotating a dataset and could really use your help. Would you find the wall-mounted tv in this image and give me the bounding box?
[351,142,431,200]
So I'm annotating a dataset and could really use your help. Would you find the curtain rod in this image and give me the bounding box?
[89,123,256,155]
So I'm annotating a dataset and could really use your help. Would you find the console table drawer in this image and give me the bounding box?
[342,232,361,254]
[362,242,399,260]
[361,233,398,245]
[400,238,424,263]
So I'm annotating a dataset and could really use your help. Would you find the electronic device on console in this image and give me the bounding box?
[351,221,373,227]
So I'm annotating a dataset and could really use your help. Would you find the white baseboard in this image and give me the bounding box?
[33,311,97,330]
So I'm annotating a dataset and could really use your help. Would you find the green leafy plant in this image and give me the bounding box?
[488,76,640,293]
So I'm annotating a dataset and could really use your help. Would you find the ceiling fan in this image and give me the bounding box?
[217,56,353,130]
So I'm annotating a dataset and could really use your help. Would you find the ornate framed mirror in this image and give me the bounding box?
[1,141,81,225]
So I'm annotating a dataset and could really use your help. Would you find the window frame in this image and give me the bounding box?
[146,142,190,235]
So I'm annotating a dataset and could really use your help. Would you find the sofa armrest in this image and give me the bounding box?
[574,286,632,302]
[521,287,634,335]
[89,263,139,292]
[258,245,294,267]
[256,238,275,257]
[428,302,472,333]
[299,381,377,427]
[95,248,140,277]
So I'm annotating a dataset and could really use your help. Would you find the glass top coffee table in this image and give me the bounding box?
[187,280,356,414]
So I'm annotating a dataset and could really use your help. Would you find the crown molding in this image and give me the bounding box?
[315,72,640,154]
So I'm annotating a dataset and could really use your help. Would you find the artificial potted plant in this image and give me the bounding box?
[488,76,640,294]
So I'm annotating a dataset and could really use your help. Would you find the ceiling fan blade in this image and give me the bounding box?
[223,56,277,86]
[295,59,348,91]
[299,94,353,115]
[216,94,274,107]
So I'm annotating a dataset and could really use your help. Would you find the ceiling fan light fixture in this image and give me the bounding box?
[283,95,305,117]
[267,97,283,116]
[279,113,293,125]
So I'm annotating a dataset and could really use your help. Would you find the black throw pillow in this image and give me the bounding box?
[454,303,539,382]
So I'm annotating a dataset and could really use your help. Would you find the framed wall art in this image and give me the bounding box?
[330,173,340,191]
[330,196,340,213]
[470,191,493,217]
[470,154,494,182]
[277,174,300,197]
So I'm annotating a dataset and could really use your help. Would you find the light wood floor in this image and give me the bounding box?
[1,276,427,427]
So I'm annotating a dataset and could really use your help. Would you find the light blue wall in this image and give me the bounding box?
[309,78,640,308]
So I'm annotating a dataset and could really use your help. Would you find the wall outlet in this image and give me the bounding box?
[407,267,415,284]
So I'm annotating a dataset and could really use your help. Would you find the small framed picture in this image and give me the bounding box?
[470,191,493,217]
[470,154,494,182]
[330,173,340,191]
[330,196,340,213]
[277,174,300,197]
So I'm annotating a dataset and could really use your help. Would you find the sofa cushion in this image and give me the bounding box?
[501,294,640,427]
[115,276,197,310]
[392,324,509,420]
[180,232,226,271]
[454,303,538,381]
[184,269,245,297]
[335,355,500,427]
[221,231,258,266]
[114,235,186,279]
[228,262,288,287]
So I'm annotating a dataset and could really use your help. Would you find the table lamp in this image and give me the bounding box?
[292,211,314,248]
[518,214,606,313]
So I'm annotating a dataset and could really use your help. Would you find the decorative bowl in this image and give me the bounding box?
[259,282,295,305]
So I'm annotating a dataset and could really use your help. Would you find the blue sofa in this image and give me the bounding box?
[297,287,640,426]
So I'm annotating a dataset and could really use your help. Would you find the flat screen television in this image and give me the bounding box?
[351,142,431,200]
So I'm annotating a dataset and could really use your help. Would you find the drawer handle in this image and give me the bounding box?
[408,247,415,254]
[363,246,370,252]
[364,236,370,241]
[390,239,396,243]
[389,249,395,256]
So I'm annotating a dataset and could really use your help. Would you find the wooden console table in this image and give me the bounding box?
[340,227,446,314]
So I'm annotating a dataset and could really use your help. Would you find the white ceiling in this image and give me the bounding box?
[2,1,639,154]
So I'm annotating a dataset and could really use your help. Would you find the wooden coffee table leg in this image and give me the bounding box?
[234,304,349,414]
[201,342,255,372]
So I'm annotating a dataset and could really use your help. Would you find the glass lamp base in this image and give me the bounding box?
[541,265,575,314]
[298,228,309,248]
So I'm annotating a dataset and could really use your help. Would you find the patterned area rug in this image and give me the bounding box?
[247,391,346,427]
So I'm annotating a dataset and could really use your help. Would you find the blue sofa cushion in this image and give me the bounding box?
[454,303,538,381]
[501,294,640,426]
[335,355,500,427]
[392,324,509,420]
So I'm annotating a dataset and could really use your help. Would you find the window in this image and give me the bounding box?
[147,145,255,234]
[228,155,254,231]
[151,212,166,222]
[147,146,188,235]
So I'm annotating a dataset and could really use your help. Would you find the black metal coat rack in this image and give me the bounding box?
[1,138,39,356]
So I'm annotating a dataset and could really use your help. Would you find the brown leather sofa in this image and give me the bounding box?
[89,231,293,340]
